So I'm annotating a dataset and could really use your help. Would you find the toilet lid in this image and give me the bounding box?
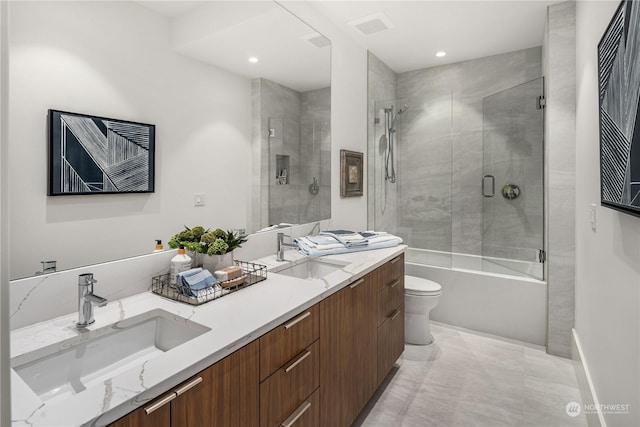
[405,275,442,296]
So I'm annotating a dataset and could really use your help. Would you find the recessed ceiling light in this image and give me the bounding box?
[248,57,259,63]
[436,51,447,58]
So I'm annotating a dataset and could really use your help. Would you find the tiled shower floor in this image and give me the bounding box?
[355,323,587,427]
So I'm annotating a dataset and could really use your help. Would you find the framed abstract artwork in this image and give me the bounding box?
[340,149,363,197]
[599,0,640,216]
[48,110,155,196]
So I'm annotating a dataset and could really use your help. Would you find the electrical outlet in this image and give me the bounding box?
[194,193,205,207]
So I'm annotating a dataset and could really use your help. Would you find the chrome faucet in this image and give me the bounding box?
[276,232,297,262]
[76,273,108,328]
[35,260,57,275]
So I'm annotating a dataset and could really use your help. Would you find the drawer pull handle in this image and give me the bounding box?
[281,400,312,427]
[284,311,311,330]
[144,392,176,414]
[285,350,311,373]
[349,278,365,289]
[390,279,400,288]
[390,256,400,264]
[390,308,401,320]
[174,376,203,396]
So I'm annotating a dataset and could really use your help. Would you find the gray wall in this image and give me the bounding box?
[544,1,576,358]
[299,88,331,224]
[367,52,398,233]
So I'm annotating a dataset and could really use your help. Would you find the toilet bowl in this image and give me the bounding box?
[404,275,442,345]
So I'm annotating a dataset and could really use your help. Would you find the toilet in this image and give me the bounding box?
[404,275,442,345]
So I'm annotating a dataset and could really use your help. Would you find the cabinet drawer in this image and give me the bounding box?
[376,254,404,292]
[260,340,320,427]
[377,304,404,385]
[279,388,320,427]
[260,305,319,381]
[377,276,404,326]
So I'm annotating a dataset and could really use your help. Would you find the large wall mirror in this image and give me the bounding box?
[8,0,331,280]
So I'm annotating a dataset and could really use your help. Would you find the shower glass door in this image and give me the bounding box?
[481,78,544,280]
[371,92,453,268]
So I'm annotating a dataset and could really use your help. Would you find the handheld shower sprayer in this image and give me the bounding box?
[384,104,408,183]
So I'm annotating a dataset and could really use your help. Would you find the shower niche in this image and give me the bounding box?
[275,155,290,185]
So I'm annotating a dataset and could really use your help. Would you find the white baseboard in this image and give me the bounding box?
[572,328,607,427]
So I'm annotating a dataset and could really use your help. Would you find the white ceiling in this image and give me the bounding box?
[138,0,557,88]
[312,0,557,73]
[139,1,331,92]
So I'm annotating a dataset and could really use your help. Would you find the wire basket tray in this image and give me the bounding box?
[152,260,267,306]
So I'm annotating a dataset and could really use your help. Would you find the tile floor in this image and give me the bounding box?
[355,323,588,427]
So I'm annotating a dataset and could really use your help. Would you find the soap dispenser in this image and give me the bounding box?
[154,239,164,252]
[170,245,192,285]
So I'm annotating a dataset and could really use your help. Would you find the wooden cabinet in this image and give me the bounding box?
[108,340,259,427]
[351,274,379,415]
[260,340,320,427]
[108,393,171,427]
[173,340,259,427]
[377,254,405,386]
[320,270,377,427]
[110,252,405,427]
[259,305,319,382]
[260,308,320,427]
[377,303,404,385]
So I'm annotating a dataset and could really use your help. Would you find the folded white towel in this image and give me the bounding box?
[368,234,401,245]
[320,231,367,246]
[296,237,344,251]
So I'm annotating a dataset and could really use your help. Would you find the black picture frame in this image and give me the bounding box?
[48,109,155,196]
[340,149,363,197]
[598,0,640,216]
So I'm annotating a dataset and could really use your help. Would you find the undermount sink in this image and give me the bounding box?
[272,258,348,280]
[12,309,210,403]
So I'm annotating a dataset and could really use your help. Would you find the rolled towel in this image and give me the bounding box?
[215,266,243,281]
[177,268,217,297]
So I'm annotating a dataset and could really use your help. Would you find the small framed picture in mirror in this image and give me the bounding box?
[340,149,363,197]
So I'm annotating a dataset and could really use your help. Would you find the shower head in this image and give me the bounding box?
[390,104,408,131]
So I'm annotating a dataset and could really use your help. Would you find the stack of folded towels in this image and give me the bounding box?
[294,230,402,257]
[176,268,217,298]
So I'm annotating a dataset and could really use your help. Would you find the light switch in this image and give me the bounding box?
[194,193,205,207]
[590,203,597,231]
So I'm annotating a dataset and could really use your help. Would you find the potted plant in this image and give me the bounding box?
[169,226,247,271]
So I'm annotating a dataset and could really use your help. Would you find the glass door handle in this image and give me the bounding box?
[482,175,495,197]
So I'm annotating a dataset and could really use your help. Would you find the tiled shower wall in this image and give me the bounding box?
[299,88,331,225]
[368,47,543,257]
[252,78,330,230]
[367,52,398,234]
[544,1,576,358]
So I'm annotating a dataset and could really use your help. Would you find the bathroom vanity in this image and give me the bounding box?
[10,246,405,427]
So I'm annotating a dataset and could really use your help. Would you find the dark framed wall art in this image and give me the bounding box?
[599,0,640,216]
[48,110,155,196]
[340,149,363,197]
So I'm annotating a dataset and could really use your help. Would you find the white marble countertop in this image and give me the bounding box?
[10,245,406,427]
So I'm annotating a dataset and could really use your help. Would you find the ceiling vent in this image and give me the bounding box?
[348,12,395,35]
[302,32,331,48]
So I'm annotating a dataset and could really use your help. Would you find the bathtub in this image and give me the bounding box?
[405,248,547,346]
